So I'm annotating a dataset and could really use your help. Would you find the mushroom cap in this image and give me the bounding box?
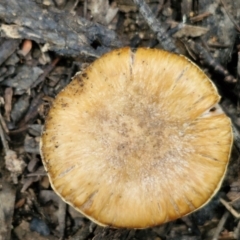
[40,47,233,228]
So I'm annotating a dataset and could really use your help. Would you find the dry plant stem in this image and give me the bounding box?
[0,112,9,134]
[84,0,88,18]
[220,198,240,219]
[18,93,44,128]
[0,179,16,240]
[208,43,230,48]
[21,177,38,193]
[31,57,61,89]
[237,52,240,78]
[156,0,164,17]
[232,125,240,154]
[58,200,67,239]
[190,12,212,23]
[187,39,236,83]
[220,0,240,32]
[9,126,28,135]
[70,0,80,12]
[0,113,9,153]
[235,220,240,239]
[4,87,13,122]
[29,189,49,223]
[27,172,47,177]
[132,0,179,53]
[212,211,230,240]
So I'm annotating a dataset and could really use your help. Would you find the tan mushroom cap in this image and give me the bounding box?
[40,47,233,228]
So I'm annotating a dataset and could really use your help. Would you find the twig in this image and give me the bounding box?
[58,200,67,239]
[220,0,240,33]
[190,12,212,23]
[187,39,236,83]
[212,211,230,240]
[31,57,61,89]
[0,179,16,240]
[132,0,179,53]
[232,125,240,154]
[0,113,9,153]
[0,111,9,134]
[3,87,13,123]
[70,0,80,12]
[83,0,88,19]
[234,220,240,239]
[220,198,240,219]
[18,93,44,128]
[156,0,165,17]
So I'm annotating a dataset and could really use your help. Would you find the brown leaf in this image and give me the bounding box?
[5,150,26,184]
[173,25,209,38]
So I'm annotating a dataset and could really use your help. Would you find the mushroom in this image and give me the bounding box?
[40,47,233,228]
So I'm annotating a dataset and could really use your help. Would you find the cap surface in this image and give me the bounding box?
[40,47,233,228]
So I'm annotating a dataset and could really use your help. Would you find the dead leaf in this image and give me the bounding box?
[5,150,26,184]
[173,25,209,38]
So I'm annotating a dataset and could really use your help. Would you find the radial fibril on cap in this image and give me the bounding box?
[40,47,233,228]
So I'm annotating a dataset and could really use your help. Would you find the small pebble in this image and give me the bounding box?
[29,217,50,236]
